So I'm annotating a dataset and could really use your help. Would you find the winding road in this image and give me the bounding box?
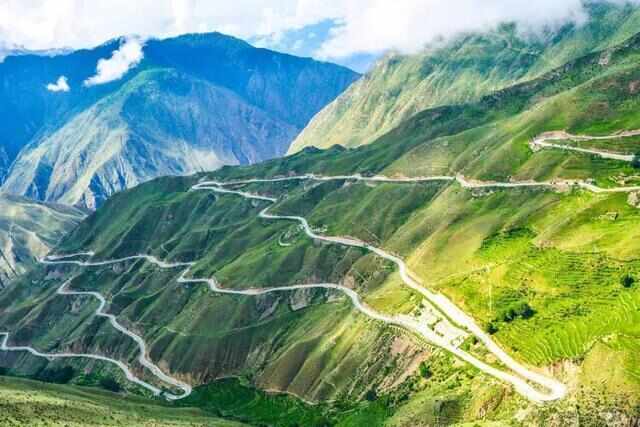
[192,178,568,402]
[9,140,640,404]
[530,130,640,162]
[0,329,166,395]
[207,171,640,194]
[1,271,191,400]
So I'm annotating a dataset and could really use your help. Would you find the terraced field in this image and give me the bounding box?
[471,228,640,365]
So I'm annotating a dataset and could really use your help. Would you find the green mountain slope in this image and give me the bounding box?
[0,195,85,288]
[289,1,640,153]
[4,15,640,426]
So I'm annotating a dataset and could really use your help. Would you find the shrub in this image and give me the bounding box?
[365,389,378,401]
[498,302,535,323]
[36,366,74,384]
[486,321,499,334]
[514,302,535,319]
[99,376,122,393]
[632,154,640,169]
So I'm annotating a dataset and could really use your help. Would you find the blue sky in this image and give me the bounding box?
[249,19,378,72]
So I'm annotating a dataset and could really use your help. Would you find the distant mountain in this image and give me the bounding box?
[289,1,640,153]
[0,33,358,208]
[0,45,74,62]
[0,195,85,287]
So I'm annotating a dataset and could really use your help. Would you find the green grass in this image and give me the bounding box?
[0,375,244,426]
[464,226,640,366]
[290,2,640,153]
[178,378,333,426]
[211,29,640,193]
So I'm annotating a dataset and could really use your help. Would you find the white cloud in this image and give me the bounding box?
[0,1,638,64]
[0,1,335,50]
[315,0,593,59]
[46,75,70,92]
[84,37,144,86]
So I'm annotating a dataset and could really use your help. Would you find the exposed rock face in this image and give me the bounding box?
[0,147,7,184]
[0,32,358,209]
[628,191,640,208]
[289,288,317,311]
[1,70,299,209]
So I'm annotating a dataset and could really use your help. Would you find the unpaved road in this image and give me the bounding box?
[209,171,640,193]
[1,275,191,399]
[192,178,568,402]
[530,130,640,162]
[10,158,632,402]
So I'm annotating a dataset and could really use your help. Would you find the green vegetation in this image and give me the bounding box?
[621,274,636,288]
[289,1,640,153]
[99,376,123,393]
[418,362,432,379]
[35,366,75,384]
[494,302,534,323]
[0,376,244,426]
[217,28,640,194]
[6,8,640,426]
[179,378,335,426]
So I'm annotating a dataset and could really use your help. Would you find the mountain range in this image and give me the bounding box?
[0,33,357,208]
[3,1,640,425]
[289,1,640,153]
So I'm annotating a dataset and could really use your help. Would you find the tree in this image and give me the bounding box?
[621,274,635,288]
[632,153,640,169]
[499,302,535,323]
[419,361,432,379]
[514,302,535,319]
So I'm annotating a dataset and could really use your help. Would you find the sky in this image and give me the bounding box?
[0,0,638,72]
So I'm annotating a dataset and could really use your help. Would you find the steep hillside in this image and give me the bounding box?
[2,69,298,208]
[3,29,640,424]
[289,1,640,152]
[0,195,85,288]
[0,32,358,207]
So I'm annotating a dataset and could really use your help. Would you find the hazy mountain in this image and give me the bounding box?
[0,195,85,288]
[0,32,358,208]
[289,1,640,153]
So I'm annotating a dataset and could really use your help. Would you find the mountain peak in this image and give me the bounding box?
[0,31,358,209]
